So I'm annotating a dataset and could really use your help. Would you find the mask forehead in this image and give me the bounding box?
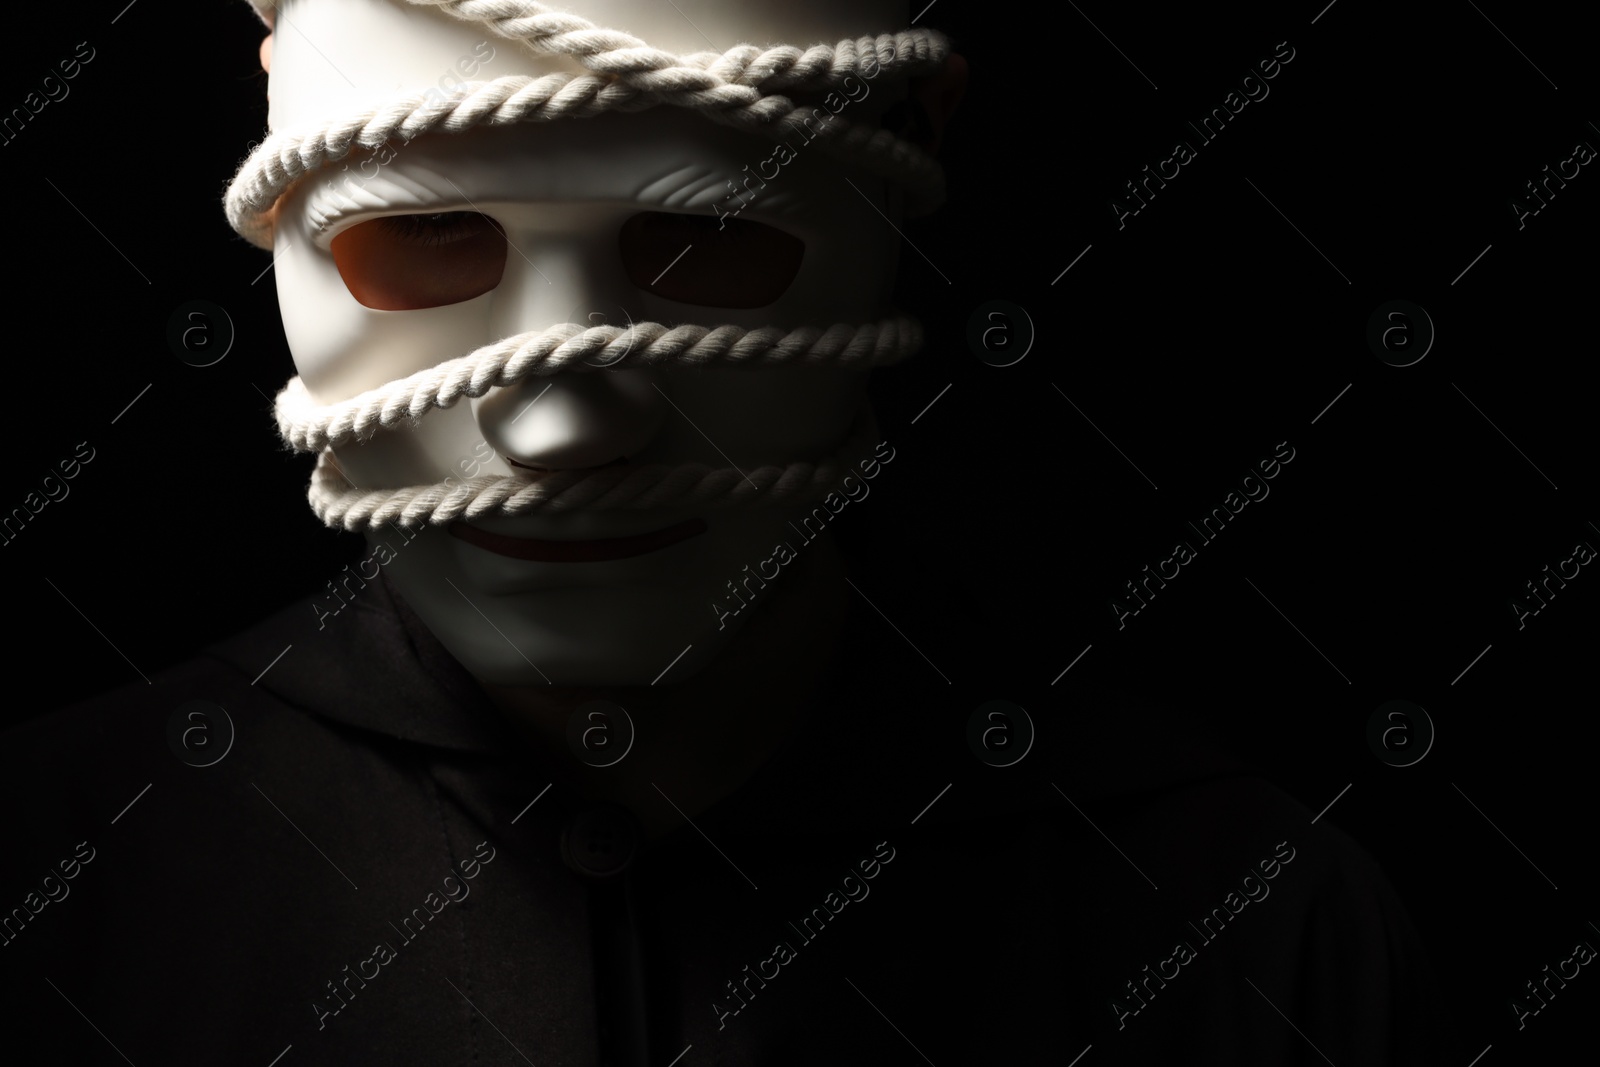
[266,0,909,133]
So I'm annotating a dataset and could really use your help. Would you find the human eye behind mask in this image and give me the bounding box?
[330,210,509,310]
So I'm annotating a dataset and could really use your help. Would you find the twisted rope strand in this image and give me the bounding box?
[410,2,943,94]
[277,315,921,453]
[307,403,881,531]
[226,0,949,248]
[225,67,945,248]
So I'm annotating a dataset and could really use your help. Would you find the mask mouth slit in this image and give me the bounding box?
[447,516,707,562]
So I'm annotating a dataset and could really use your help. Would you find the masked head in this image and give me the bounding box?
[229,0,963,686]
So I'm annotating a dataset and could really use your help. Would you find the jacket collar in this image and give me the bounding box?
[205,569,1253,828]
[206,572,518,753]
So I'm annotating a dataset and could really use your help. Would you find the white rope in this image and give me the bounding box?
[307,402,881,531]
[226,3,949,248]
[276,315,920,453]
[233,1,944,529]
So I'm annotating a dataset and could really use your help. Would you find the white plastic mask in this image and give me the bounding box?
[229,0,946,685]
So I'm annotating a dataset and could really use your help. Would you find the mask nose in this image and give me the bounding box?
[474,369,663,470]
[472,227,664,470]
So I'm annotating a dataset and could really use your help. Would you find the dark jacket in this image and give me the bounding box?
[0,573,1460,1064]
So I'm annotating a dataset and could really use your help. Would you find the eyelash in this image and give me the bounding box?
[376,212,488,245]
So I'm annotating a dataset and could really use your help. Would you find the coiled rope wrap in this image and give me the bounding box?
[228,1,949,247]
[285,317,915,531]
[232,0,943,531]
[225,38,949,249]
[309,402,883,531]
[277,316,922,453]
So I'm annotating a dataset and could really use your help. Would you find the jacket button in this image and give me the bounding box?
[560,804,640,879]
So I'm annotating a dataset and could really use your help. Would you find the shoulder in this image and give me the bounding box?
[887,706,1464,1064]
[1079,771,1465,1064]
[0,589,400,857]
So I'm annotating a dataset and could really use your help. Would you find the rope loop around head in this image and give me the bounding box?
[407,2,941,94]
[306,400,883,531]
[225,0,951,249]
[276,314,922,454]
[225,69,946,248]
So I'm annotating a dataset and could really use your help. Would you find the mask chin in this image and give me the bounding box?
[373,507,802,687]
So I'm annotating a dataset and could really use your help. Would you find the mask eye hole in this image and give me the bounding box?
[330,211,508,311]
[618,211,804,309]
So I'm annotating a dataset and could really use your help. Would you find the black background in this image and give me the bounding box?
[3,0,1596,1061]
